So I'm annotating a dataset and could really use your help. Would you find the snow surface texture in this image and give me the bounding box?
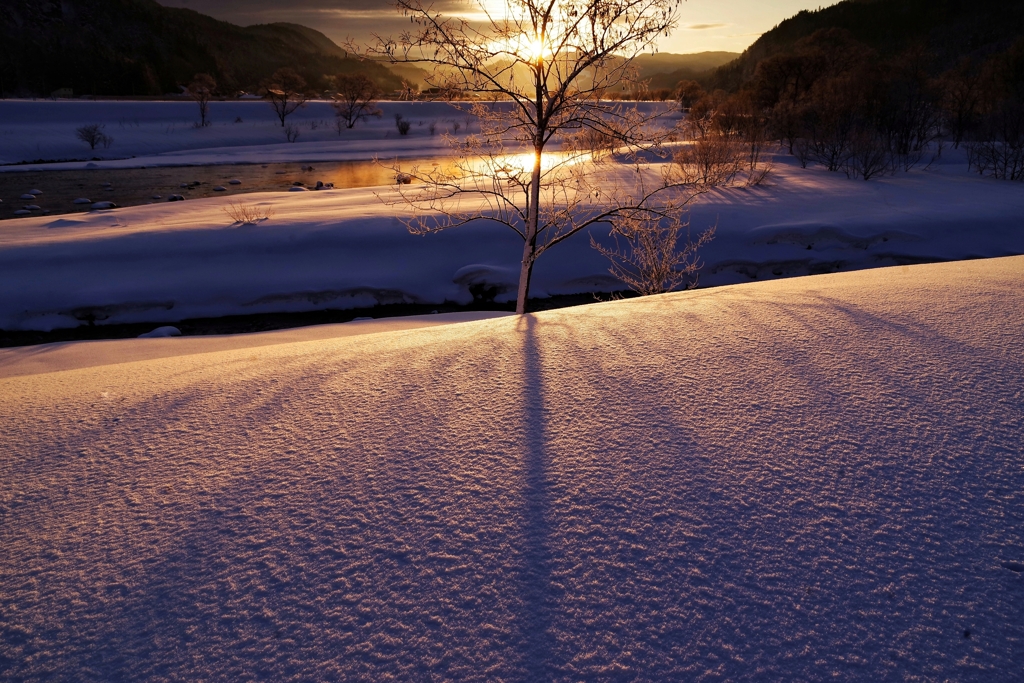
[1,150,1023,331]
[1,258,1023,680]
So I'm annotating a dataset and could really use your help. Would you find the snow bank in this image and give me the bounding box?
[1,155,1023,331]
[1,256,1022,679]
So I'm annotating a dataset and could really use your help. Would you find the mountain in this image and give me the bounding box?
[709,0,1024,91]
[0,0,404,97]
[631,51,739,90]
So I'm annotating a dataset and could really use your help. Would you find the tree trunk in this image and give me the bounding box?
[515,148,543,315]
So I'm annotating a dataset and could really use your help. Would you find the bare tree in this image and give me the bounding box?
[262,68,310,127]
[333,74,383,129]
[187,73,216,127]
[965,40,1024,180]
[676,80,704,111]
[591,212,715,295]
[940,58,983,148]
[371,0,698,314]
[75,124,113,150]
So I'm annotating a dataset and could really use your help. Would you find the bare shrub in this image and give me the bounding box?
[187,73,216,127]
[966,42,1024,180]
[966,106,1024,180]
[844,130,890,180]
[675,127,743,188]
[75,124,113,150]
[591,212,716,295]
[570,126,617,159]
[223,202,274,225]
[746,159,774,186]
[940,58,984,148]
[284,124,301,143]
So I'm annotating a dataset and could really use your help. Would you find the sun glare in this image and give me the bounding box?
[524,34,548,62]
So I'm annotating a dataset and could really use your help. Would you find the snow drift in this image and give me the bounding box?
[1,257,1022,680]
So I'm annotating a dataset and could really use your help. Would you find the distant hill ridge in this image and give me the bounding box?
[710,0,1024,91]
[631,51,739,90]
[0,0,403,97]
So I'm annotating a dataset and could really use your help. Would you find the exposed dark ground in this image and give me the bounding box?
[0,293,633,348]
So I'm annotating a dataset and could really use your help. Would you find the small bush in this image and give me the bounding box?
[76,124,113,150]
[591,212,716,295]
[223,202,274,225]
[285,124,301,142]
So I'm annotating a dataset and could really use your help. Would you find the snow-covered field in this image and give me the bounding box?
[1,257,1022,679]
[0,100,527,169]
[2,99,1022,333]
[1,145,1023,331]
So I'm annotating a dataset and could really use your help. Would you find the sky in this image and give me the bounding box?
[157,0,842,55]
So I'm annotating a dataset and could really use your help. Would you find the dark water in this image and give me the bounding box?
[0,158,438,221]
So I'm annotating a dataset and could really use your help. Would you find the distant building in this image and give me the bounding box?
[51,87,73,99]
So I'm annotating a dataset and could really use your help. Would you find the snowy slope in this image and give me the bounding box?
[1,153,1023,331]
[1,257,1022,680]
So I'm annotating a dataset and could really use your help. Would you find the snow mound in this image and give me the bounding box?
[452,264,520,302]
[137,325,182,338]
[73,198,92,204]
[45,218,86,229]
[1,257,1022,680]
[90,201,117,210]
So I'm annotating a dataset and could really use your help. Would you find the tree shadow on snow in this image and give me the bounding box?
[513,312,556,679]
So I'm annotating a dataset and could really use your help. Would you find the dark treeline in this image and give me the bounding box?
[710,0,1024,92]
[0,0,404,98]
[677,0,1024,181]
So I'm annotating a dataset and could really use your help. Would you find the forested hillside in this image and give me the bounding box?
[0,0,403,97]
[710,0,1024,91]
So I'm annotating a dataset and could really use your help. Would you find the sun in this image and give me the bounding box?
[523,34,548,62]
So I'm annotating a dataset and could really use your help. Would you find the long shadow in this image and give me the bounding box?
[514,313,555,680]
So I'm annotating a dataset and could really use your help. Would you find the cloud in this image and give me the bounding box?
[684,23,727,30]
